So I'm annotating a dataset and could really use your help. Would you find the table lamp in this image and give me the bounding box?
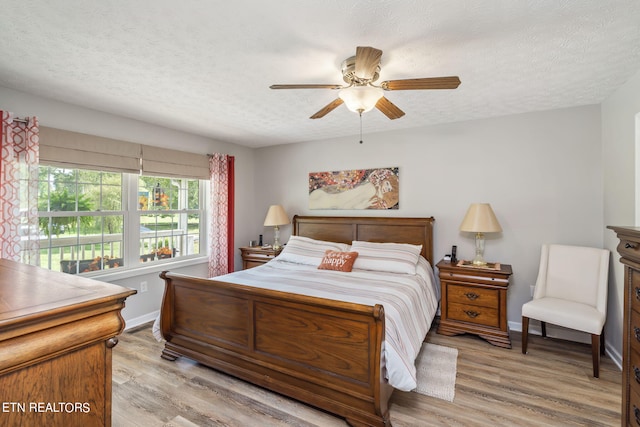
[459,203,502,266]
[263,205,289,250]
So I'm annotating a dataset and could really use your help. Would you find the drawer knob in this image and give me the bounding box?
[626,242,638,249]
[635,327,640,342]
[106,337,119,348]
[636,287,640,301]
[635,405,640,425]
[464,292,479,301]
[464,310,480,319]
[634,366,640,384]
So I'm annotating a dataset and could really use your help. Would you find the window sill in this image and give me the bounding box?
[83,255,208,282]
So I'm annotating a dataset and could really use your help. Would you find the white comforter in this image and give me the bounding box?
[186,257,439,391]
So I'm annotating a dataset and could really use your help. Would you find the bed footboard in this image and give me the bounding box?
[159,271,393,427]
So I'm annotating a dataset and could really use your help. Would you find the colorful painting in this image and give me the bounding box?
[309,167,399,210]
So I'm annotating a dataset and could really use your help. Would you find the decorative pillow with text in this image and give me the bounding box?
[317,250,359,272]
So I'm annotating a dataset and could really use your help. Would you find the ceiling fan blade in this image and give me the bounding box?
[376,97,405,120]
[310,98,344,119]
[381,76,461,91]
[355,46,383,80]
[270,84,343,90]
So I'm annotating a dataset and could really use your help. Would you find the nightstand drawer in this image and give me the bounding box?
[440,271,510,287]
[447,284,498,309]
[448,302,499,327]
[244,259,267,269]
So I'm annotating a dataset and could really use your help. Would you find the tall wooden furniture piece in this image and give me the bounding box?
[436,259,513,348]
[239,246,282,269]
[0,259,136,427]
[609,226,640,425]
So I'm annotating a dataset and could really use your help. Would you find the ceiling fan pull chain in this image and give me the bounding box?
[359,110,363,144]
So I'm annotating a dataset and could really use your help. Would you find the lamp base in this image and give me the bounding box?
[273,225,282,250]
[472,232,487,266]
[471,256,487,267]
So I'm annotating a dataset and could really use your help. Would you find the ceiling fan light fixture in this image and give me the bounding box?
[270,46,460,120]
[338,85,384,113]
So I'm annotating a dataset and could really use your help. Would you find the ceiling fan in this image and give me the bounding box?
[270,46,461,120]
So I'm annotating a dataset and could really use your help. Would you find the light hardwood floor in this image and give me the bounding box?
[112,323,621,426]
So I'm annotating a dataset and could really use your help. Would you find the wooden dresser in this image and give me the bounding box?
[609,226,640,426]
[0,259,136,427]
[436,259,513,348]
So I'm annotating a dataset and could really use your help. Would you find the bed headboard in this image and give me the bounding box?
[292,215,435,265]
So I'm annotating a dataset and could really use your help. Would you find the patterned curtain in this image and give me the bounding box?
[208,153,235,277]
[0,111,40,264]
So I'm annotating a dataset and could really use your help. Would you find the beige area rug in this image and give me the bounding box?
[413,343,458,402]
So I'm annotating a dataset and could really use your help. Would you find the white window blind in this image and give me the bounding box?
[141,145,209,180]
[39,127,141,173]
[39,127,209,179]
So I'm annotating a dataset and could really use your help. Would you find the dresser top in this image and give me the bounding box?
[0,259,136,326]
[607,225,640,236]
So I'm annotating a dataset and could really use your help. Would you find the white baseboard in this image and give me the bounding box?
[124,310,159,331]
[509,320,622,370]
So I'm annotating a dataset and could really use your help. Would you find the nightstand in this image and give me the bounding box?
[436,259,513,348]
[240,246,282,270]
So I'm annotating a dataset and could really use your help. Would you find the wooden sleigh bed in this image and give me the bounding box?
[158,215,435,427]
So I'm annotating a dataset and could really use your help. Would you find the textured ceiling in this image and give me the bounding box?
[1,1,640,148]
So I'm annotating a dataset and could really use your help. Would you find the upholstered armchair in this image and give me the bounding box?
[521,244,610,377]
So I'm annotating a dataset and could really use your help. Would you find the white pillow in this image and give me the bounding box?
[277,236,350,266]
[351,240,422,274]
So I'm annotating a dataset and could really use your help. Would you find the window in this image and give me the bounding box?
[37,166,206,275]
[138,176,202,264]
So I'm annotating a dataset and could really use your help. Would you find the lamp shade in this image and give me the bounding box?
[459,203,502,233]
[263,205,289,227]
[338,86,384,113]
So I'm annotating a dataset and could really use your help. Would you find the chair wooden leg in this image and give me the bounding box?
[591,334,600,378]
[522,316,529,354]
[600,329,605,356]
[541,321,547,338]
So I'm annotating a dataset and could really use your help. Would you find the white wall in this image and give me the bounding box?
[602,68,640,364]
[0,86,258,327]
[253,104,605,346]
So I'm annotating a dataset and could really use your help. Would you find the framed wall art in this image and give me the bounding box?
[309,167,399,210]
